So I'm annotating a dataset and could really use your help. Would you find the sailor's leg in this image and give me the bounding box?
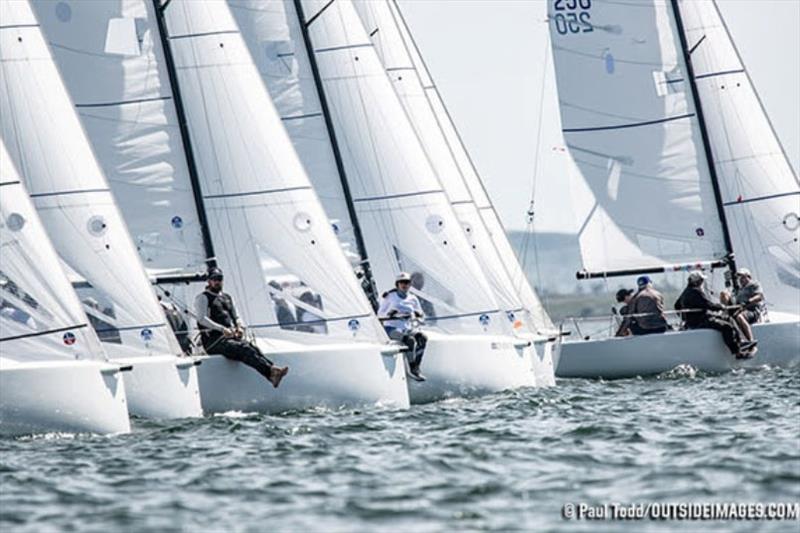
[734,312,754,341]
[706,317,741,355]
[215,339,274,380]
[412,332,427,367]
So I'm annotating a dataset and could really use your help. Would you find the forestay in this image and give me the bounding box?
[355,0,554,333]
[0,0,179,359]
[1,140,106,363]
[547,0,728,274]
[678,0,800,313]
[288,0,505,336]
[33,0,208,276]
[158,0,385,342]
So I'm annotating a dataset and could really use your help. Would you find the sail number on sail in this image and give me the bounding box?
[552,0,593,35]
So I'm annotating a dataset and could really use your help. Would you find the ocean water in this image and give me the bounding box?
[1,367,798,532]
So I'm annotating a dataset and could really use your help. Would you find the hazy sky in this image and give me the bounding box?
[399,0,800,232]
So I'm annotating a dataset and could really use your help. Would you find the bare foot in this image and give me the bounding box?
[269,366,289,388]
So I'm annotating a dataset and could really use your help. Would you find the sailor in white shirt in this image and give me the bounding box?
[378,272,427,381]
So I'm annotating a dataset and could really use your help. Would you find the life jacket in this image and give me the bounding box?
[199,289,236,345]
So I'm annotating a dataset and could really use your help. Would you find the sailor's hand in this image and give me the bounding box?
[223,327,234,338]
[234,326,245,339]
[387,310,398,318]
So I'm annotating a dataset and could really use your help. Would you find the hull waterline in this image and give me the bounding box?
[556,314,800,379]
[115,354,203,419]
[195,341,409,414]
[0,358,131,437]
[407,332,537,404]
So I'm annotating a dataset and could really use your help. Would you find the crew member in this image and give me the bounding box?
[378,272,427,381]
[195,268,288,387]
[675,271,757,358]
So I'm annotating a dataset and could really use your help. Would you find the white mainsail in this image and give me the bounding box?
[33,0,208,276]
[678,0,800,313]
[155,0,386,343]
[238,0,506,336]
[354,0,554,333]
[0,0,179,359]
[548,0,729,275]
[1,141,106,363]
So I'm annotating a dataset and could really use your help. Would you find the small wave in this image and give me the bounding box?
[657,364,699,379]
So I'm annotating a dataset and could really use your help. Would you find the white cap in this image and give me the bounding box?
[396,272,412,283]
[688,270,706,284]
[736,268,752,278]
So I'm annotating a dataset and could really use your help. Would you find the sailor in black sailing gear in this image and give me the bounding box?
[378,272,427,381]
[195,268,288,387]
[674,271,757,359]
[614,288,636,337]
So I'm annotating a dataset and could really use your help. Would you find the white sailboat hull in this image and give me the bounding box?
[115,355,203,419]
[556,313,800,379]
[195,342,409,414]
[0,358,131,437]
[407,332,537,404]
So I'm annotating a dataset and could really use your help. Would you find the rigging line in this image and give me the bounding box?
[167,30,239,40]
[562,113,695,133]
[1,323,87,343]
[28,188,110,199]
[75,96,172,108]
[314,43,373,54]
[203,185,312,200]
[305,0,335,27]
[695,68,745,80]
[520,37,553,313]
[723,192,800,207]
[353,189,443,203]
[281,112,323,121]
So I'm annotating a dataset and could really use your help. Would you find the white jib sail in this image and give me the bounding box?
[158,0,385,343]
[275,0,506,336]
[1,140,106,363]
[547,0,729,274]
[0,0,180,358]
[229,0,362,268]
[678,0,800,314]
[384,0,555,332]
[33,0,209,277]
[354,0,554,333]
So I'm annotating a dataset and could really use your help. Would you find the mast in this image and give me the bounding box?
[292,0,378,309]
[671,0,738,287]
[152,0,217,270]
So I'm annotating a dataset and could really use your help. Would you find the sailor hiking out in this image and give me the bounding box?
[379,272,428,382]
[674,271,757,359]
[195,268,289,387]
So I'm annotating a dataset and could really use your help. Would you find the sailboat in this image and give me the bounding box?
[37,0,409,413]
[545,0,799,378]
[0,140,131,437]
[352,0,560,386]
[1,0,202,419]
[230,0,540,402]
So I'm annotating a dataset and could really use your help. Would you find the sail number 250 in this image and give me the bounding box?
[553,0,593,35]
